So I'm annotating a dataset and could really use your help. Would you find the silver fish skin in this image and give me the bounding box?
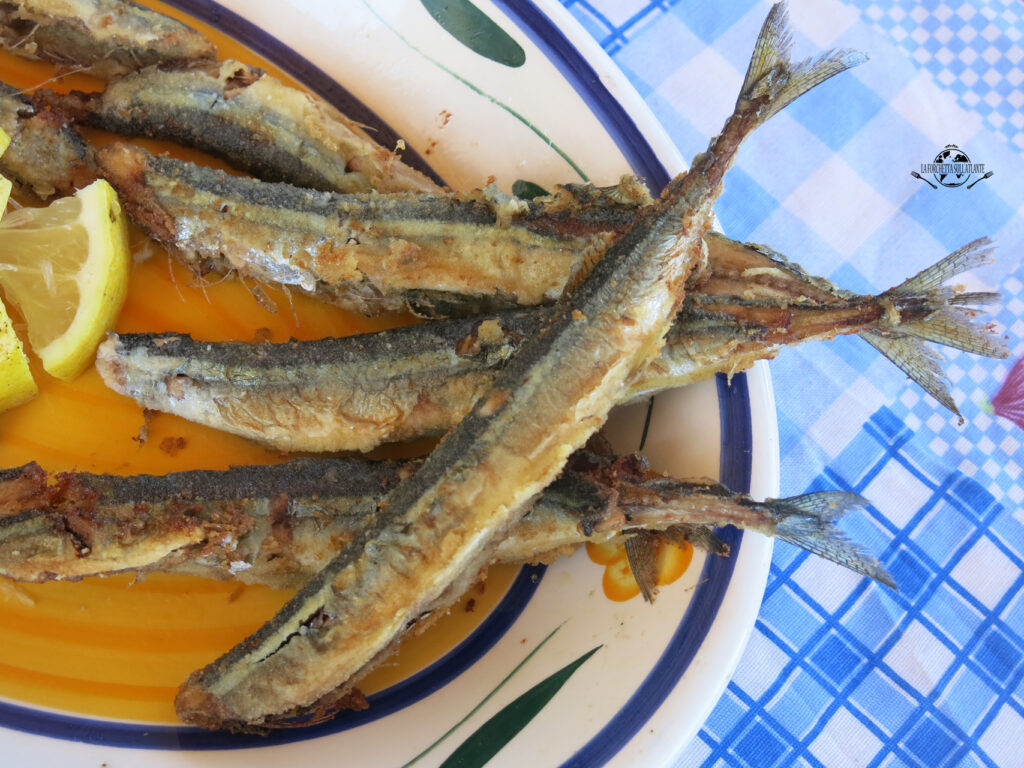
[95,141,647,316]
[0,451,895,590]
[0,82,97,198]
[96,237,1005,453]
[37,59,442,194]
[173,4,865,731]
[0,0,216,79]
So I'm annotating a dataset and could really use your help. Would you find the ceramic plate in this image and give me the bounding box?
[0,1,778,765]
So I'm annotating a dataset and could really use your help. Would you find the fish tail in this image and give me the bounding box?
[859,236,1008,422]
[688,3,865,190]
[770,491,896,588]
[735,3,867,128]
[881,236,1006,356]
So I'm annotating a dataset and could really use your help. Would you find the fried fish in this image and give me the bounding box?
[171,4,866,730]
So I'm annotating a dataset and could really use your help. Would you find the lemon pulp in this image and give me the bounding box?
[0,178,130,381]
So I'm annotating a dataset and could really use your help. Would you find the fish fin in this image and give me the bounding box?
[856,237,1009,419]
[738,2,867,125]
[859,331,962,421]
[658,524,731,557]
[888,236,995,296]
[624,531,659,603]
[882,237,1007,358]
[770,491,896,589]
[896,308,1008,359]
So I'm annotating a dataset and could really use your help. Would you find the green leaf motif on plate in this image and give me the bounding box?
[440,645,603,768]
[421,0,526,67]
[511,180,549,200]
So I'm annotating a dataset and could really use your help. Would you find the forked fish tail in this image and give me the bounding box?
[622,489,895,601]
[675,2,866,196]
[860,236,1007,421]
[769,491,896,589]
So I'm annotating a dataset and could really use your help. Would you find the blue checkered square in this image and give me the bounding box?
[936,667,999,736]
[561,2,616,46]
[730,718,791,768]
[846,588,903,652]
[903,715,961,768]
[886,549,933,601]
[878,755,913,768]
[900,178,1016,253]
[760,585,824,652]
[611,12,704,97]
[972,628,1024,686]
[830,428,890,490]
[849,0,1024,148]
[765,668,832,740]
[669,0,759,45]
[988,504,1024,560]
[955,754,988,768]
[810,632,866,688]
[736,114,835,209]
[715,167,780,239]
[921,584,985,649]
[768,531,804,574]
[702,686,749,742]
[909,504,977,569]
[850,669,917,736]
[787,71,887,151]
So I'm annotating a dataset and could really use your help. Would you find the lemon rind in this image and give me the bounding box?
[34,179,131,381]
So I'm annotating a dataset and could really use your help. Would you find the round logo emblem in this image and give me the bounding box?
[932,144,971,187]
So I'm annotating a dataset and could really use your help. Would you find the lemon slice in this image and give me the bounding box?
[0,298,36,411]
[0,179,130,381]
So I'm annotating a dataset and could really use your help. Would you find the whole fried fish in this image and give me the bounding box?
[95,141,646,316]
[96,236,1004,453]
[171,4,866,731]
[0,449,893,590]
[39,59,442,194]
[0,0,216,79]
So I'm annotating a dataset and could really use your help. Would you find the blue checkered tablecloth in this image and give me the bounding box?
[556,1,1024,766]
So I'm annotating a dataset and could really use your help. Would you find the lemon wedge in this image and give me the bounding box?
[0,297,36,411]
[0,179,130,381]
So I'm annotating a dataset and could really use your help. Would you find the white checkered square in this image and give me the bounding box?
[951,536,1018,609]
[656,47,740,138]
[979,705,1024,768]
[810,707,883,768]
[864,459,933,528]
[883,620,955,695]
[730,629,793,700]
[807,377,888,460]
[792,553,868,614]
[783,156,898,257]
[788,0,859,47]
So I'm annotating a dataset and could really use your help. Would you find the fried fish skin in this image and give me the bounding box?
[39,59,441,194]
[172,5,865,731]
[0,82,97,199]
[96,141,647,316]
[0,0,216,79]
[0,450,893,589]
[96,236,1004,452]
